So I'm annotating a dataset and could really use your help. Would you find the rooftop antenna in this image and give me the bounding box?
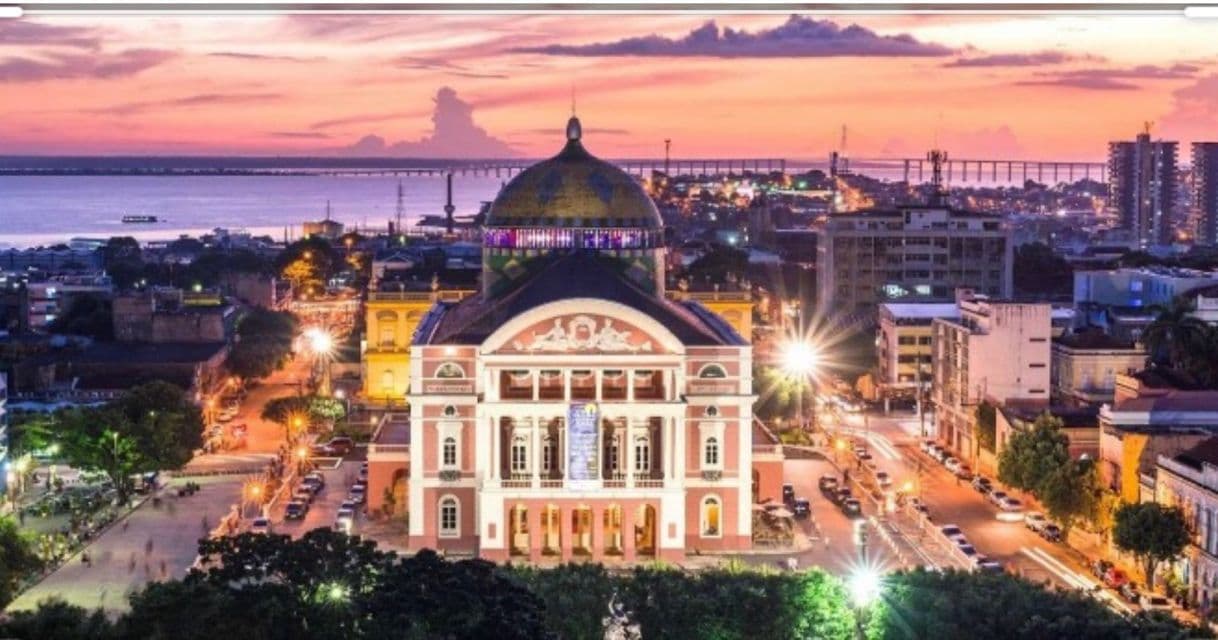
[1143,120,1154,137]
[571,84,576,117]
[324,199,332,221]
[928,148,949,207]
[664,138,671,176]
[395,180,404,236]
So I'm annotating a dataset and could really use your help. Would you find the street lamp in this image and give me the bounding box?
[848,566,882,608]
[304,327,335,396]
[781,341,819,378]
[295,446,309,474]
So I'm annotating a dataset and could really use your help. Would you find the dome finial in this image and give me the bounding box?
[566,115,581,142]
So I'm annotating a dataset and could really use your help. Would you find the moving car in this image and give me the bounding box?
[792,498,811,519]
[325,436,355,455]
[1103,567,1130,589]
[874,471,893,489]
[1040,523,1063,543]
[817,476,839,492]
[1024,512,1048,532]
[841,498,863,519]
[782,484,796,504]
[250,517,271,535]
[975,556,1004,574]
[284,500,309,520]
[334,507,355,533]
[833,487,853,505]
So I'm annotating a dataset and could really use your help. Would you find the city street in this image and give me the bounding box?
[264,459,365,538]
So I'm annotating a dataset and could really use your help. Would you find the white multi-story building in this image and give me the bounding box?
[932,291,1052,455]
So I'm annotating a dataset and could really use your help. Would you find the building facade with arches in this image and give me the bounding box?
[365,117,773,561]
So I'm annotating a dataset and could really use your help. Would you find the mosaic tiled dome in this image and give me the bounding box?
[485,117,662,229]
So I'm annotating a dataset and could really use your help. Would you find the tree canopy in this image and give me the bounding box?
[0,517,43,607]
[1013,242,1073,298]
[226,307,299,382]
[997,412,1070,494]
[1113,502,1192,590]
[1142,298,1218,389]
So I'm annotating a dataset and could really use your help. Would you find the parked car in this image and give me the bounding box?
[920,440,936,454]
[792,498,811,519]
[856,451,873,463]
[1091,559,1113,580]
[957,544,979,564]
[972,476,993,495]
[334,507,355,533]
[818,476,839,492]
[1041,523,1063,543]
[292,487,315,504]
[930,447,948,463]
[250,517,271,535]
[783,483,796,504]
[348,485,367,505]
[311,443,340,457]
[988,490,1009,507]
[940,524,967,544]
[1024,512,1048,532]
[944,458,962,474]
[285,500,309,520]
[975,556,1004,574]
[833,487,853,505]
[325,436,355,455]
[841,498,863,519]
[1118,582,1141,603]
[1103,567,1130,589]
[874,471,893,489]
[1140,594,1172,612]
[908,497,930,517]
[953,464,973,480]
[998,496,1024,513]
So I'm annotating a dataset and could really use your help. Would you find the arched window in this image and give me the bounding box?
[442,437,457,468]
[439,496,459,538]
[379,370,395,392]
[511,434,529,474]
[436,362,465,379]
[698,364,728,379]
[704,437,720,467]
[701,495,721,537]
[634,435,650,473]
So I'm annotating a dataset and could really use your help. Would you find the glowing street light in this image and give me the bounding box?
[848,566,882,608]
[304,327,335,396]
[782,341,820,377]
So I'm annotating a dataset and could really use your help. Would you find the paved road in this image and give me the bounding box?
[265,459,365,537]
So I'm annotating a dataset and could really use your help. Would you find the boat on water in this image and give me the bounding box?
[121,215,160,224]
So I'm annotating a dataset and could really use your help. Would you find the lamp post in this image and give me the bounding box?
[305,327,334,397]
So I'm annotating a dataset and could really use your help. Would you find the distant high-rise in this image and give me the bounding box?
[1108,127,1178,247]
[1193,143,1218,245]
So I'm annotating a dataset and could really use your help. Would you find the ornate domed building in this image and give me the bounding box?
[481,116,666,296]
[362,118,780,563]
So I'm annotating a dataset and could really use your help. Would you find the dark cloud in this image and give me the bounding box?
[311,111,406,130]
[207,51,318,63]
[0,48,176,83]
[339,87,516,158]
[269,131,332,139]
[944,51,1096,68]
[394,55,507,79]
[515,15,954,58]
[1017,63,1199,90]
[0,21,100,49]
[91,92,283,116]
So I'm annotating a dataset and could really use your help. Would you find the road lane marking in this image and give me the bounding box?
[1020,547,1134,615]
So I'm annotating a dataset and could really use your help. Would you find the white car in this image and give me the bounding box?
[348,485,367,505]
[1024,512,1048,532]
[975,556,1004,574]
[988,490,1009,506]
[1140,594,1172,612]
[249,517,271,535]
[999,496,1024,513]
[334,507,355,533]
[944,458,961,474]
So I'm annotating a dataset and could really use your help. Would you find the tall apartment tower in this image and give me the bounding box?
[1193,142,1218,246]
[1108,127,1178,248]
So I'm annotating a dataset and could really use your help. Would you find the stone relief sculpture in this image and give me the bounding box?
[511,315,653,352]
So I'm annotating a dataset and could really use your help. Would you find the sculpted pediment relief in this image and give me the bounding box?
[505,314,661,354]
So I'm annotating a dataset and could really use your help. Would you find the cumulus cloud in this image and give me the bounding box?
[339,87,516,158]
[0,48,176,83]
[515,15,954,58]
[1017,63,1199,90]
[944,50,1097,68]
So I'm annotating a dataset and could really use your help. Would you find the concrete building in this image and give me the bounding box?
[1050,329,1146,406]
[24,275,114,331]
[1108,130,1178,248]
[876,303,959,408]
[932,291,1051,457]
[112,290,233,344]
[1074,267,1218,342]
[815,205,1013,314]
[363,119,775,561]
[1192,143,1218,246]
[1155,438,1218,609]
[997,405,1100,463]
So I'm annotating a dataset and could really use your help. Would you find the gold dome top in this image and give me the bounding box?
[485,117,662,229]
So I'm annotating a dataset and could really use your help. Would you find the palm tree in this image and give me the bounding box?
[1141,298,1208,369]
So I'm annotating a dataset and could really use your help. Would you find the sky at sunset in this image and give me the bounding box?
[3,12,1218,161]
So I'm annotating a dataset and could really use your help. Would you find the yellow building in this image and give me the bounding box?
[362,289,473,404]
[669,289,753,340]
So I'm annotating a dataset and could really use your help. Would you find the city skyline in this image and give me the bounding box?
[3,13,1218,160]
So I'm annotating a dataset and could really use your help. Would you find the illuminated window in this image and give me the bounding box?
[442,437,457,468]
[701,496,721,537]
[439,496,459,538]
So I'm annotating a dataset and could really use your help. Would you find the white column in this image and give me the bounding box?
[531,369,539,401]
[673,415,686,484]
[563,368,571,403]
[595,369,603,402]
[531,415,541,488]
[627,369,635,402]
[665,416,674,482]
[490,414,500,481]
[626,416,636,488]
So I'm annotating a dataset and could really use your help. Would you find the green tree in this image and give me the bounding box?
[224,339,281,381]
[56,381,203,502]
[227,307,299,382]
[1142,298,1208,370]
[975,402,997,453]
[509,563,621,640]
[0,597,115,640]
[0,517,43,607]
[1038,459,1098,538]
[753,364,814,423]
[1112,502,1192,591]
[865,568,1211,640]
[997,412,1069,494]
[47,294,113,340]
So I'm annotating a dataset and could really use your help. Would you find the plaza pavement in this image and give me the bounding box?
[6,475,243,615]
